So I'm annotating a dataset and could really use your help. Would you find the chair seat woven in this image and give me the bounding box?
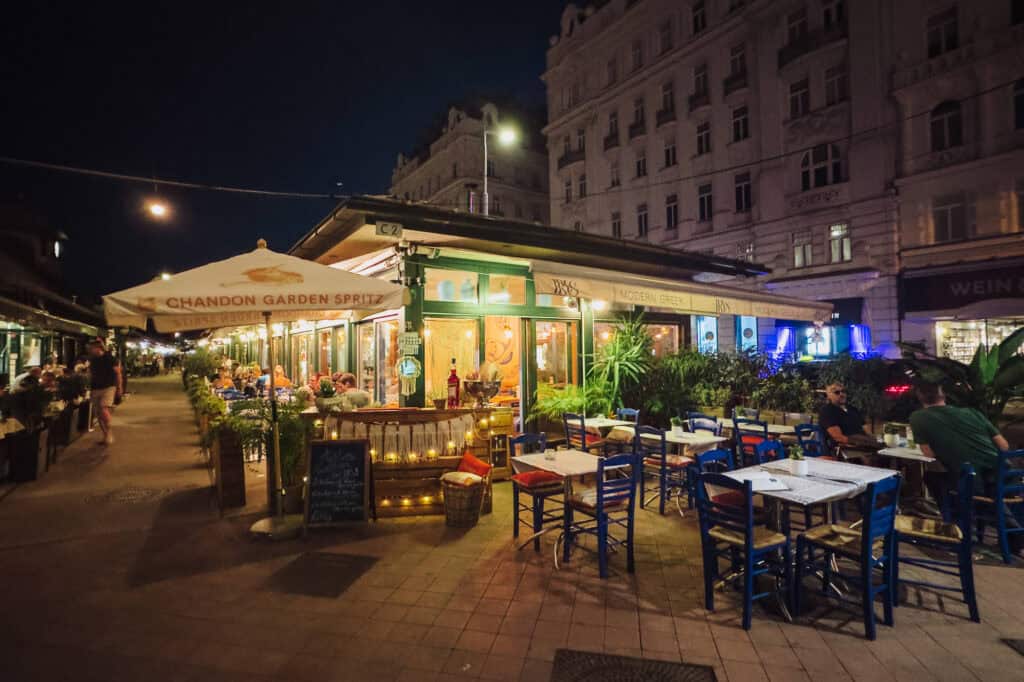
[803,523,883,554]
[644,455,693,469]
[569,487,628,512]
[709,526,787,550]
[895,514,962,544]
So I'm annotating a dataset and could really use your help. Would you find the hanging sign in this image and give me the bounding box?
[398,332,421,355]
[375,222,403,238]
[396,355,422,397]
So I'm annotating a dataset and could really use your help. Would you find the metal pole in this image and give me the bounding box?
[265,312,283,518]
[482,127,489,216]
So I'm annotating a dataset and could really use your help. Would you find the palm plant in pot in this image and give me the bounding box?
[275,402,313,514]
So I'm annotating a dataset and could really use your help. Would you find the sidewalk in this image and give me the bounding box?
[2,375,1023,681]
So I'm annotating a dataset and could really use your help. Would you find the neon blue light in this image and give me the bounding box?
[850,324,871,356]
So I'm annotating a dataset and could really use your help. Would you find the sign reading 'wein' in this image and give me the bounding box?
[902,265,1024,313]
[304,440,372,527]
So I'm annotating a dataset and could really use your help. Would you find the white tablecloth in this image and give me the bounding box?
[582,417,635,429]
[877,446,933,463]
[726,459,897,506]
[616,426,726,448]
[720,419,795,435]
[512,449,602,477]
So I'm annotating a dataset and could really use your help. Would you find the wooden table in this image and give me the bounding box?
[615,425,727,450]
[512,449,602,554]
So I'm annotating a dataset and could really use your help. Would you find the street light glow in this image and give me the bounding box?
[497,127,517,146]
[160,272,171,281]
[148,202,168,218]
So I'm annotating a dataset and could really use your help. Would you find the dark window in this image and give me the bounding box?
[787,8,808,43]
[632,39,644,70]
[661,81,675,112]
[578,174,587,198]
[611,211,622,238]
[574,221,582,232]
[697,122,711,155]
[1015,0,1024,24]
[800,144,843,191]
[633,98,645,124]
[694,64,708,96]
[732,106,749,141]
[659,20,674,53]
[823,0,845,30]
[730,44,746,76]
[607,58,618,86]
[930,100,963,151]
[932,193,972,242]
[636,151,647,177]
[789,79,810,118]
[562,135,571,155]
[564,179,572,202]
[664,140,677,167]
[734,172,752,212]
[927,7,958,58]
[576,128,586,151]
[610,162,620,187]
[793,234,813,268]
[637,203,649,237]
[693,0,707,34]
[698,183,713,222]
[825,65,848,106]
[452,163,458,179]
[486,159,496,177]
[666,194,679,229]
[609,111,619,135]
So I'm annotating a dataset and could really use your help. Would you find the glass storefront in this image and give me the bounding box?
[376,319,400,405]
[484,316,521,403]
[357,323,375,394]
[594,322,680,356]
[695,316,718,354]
[290,332,312,386]
[736,316,757,352]
[424,318,479,397]
[936,318,1024,363]
[535,320,578,387]
[425,268,478,303]
[318,329,332,375]
[333,324,348,374]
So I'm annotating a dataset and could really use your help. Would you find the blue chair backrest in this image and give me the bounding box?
[687,412,722,436]
[955,464,976,538]
[696,472,755,547]
[735,418,768,440]
[795,423,827,457]
[860,474,902,560]
[616,408,640,425]
[733,406,760,421]
[754,440,785,464]
[563,412,590,449]
[693,447,734,474]
[510,432,547,457]
[996,449,1024,502]
[597,451,639,511]
[635,425,667,463]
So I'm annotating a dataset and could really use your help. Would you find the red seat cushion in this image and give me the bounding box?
[457,452,492,477]
[740,435,765,445]
[644,455,694,469]
[511,470,563,489]
[711,490,746,506]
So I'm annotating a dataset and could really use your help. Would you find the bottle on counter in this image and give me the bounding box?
[446,358,460,409]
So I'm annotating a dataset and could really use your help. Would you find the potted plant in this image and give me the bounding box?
[788,443,807,476]
[670,416,685,436]
[209,412,263,508]
[275,402,312,514]
[314,378,346,413]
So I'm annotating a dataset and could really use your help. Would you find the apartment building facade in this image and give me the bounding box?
[542,0,1023,359]
[391,103,550,224]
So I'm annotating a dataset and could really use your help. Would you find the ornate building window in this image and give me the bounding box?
[930,100,963,151]
[800,144,843,191]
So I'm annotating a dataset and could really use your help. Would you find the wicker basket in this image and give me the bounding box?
[442,479,485,527]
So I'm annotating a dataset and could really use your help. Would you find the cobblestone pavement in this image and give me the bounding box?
[2,375,1023,681]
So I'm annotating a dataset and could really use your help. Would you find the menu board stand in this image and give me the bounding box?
[304,439,375,532]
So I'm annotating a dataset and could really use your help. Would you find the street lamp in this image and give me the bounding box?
[146,200,169,219]
[482,124,517,216]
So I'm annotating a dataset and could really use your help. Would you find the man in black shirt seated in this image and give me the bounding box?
[818,382,879,458]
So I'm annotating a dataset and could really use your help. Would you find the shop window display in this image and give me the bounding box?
[535,321,578,387]
[424,318,478,397]
[695,316,718,354]
[484,316,521,403]
[936,319,1024,363]
[425,268,478,303]
[487,275,526,305]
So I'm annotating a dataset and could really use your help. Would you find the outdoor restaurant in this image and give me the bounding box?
[161,197,1022,641]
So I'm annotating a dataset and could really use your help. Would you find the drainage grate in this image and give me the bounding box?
[552,649,717,682]
[87,486,176,505]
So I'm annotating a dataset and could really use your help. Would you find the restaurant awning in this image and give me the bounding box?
[531,261,832,323]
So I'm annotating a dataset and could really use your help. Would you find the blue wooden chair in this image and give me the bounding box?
[565,409,602,450]
[639,426,691,515]
[510,433,563,552]
[794,424,835,459]
[733,406,761,421]
[605,408,641,454]
[734,418,769,468]
[685,447,734,510]
[563,412,606,454]
[560,451,639,578]
[695,472,792,630]
[753,440,785,465]
[687,412,722,436]
[615,407,640,425]
[795,474,902,640]
[973,449,1024,564]
[894,464,979,622]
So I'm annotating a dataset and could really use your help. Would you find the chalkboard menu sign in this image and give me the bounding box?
[304,439,373,528]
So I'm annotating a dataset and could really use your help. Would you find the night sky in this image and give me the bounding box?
[1,1,562,300]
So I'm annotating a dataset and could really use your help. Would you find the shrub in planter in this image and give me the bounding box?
[752,369,812,415]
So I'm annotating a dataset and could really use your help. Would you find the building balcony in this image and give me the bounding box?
[688,91,710,113]
[627,121,646,140]
[603,132,620,151]
[722,71,748,96]
[777,22,847,69]
[655,107,677,127]
[556,148,586,170]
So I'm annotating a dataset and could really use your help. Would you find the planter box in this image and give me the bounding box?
[697,406,726,419]
[9,427,46,482]
[212,429,246,510]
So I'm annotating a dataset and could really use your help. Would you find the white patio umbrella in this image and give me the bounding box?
[104,239,407,536]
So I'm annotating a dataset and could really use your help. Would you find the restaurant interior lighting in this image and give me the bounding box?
[592,299,608,311]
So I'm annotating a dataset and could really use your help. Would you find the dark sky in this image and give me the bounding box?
[1,1,562,299]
